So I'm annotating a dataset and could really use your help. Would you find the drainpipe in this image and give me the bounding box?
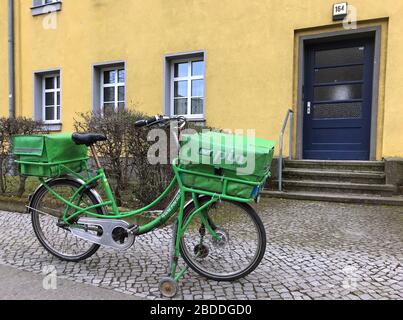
[8,0,15,119]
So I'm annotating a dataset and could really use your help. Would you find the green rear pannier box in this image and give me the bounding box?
[179,131,276,199]
[12,133,88,177]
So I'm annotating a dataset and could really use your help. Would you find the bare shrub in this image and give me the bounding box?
[75,110,141,206]
[74,110,173,207]
[74,110,218,208]
[127,122,174,207]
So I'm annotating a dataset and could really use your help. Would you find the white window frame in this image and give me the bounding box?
[100,66,126,114]
[31,0,62,16]
[33,0,58,7]
[42,74,61,124]
[170,57,204,119]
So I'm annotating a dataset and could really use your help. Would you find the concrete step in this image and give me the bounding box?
[262,190,403,206]
[277,180,397,196]
[284,160,385,172]
[283,168,386,184]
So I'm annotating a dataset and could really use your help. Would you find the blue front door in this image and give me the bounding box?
[303,37,375,160]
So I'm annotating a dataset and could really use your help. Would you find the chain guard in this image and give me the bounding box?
[69,218,135,251]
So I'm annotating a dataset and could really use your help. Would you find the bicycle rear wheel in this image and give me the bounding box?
[30,178,104,262]
[180,196,266,281]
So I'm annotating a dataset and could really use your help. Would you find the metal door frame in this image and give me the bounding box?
[296,26,382,160]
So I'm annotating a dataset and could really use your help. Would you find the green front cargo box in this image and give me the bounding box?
[12,133,88,177]
[179,131,276,199]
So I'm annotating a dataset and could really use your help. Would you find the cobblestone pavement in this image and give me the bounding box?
[0,198,402,300]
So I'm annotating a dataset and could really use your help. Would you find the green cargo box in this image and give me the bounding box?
[12,133,88,178]
[179,131,276,199]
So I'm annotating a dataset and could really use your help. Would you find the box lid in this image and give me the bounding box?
[180,131,276,176]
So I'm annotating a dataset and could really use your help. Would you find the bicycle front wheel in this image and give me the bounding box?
[180,196,266,281]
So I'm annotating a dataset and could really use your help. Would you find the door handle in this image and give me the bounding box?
[307,101,311,115]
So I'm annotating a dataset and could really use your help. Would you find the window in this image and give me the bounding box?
[33,69,62,131]
[33,0,59,7]
[92,62,126,115]
[42,74,61,124]
[31,0,62,16]
[100,67,126,114]
[170,58,205,119]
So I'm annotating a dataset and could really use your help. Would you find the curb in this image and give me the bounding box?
[0,196,28,213]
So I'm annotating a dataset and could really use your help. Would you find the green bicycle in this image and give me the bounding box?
[12,115,275,297]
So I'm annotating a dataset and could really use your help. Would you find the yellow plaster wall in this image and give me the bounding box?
[3,0,403,158]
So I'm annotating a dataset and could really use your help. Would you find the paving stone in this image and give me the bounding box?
[0,198,401,300]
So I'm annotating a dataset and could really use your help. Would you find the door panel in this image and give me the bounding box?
[314,65,364,83]
[315,46,365,66]
[314,84,363,101]
[303,38,375,160]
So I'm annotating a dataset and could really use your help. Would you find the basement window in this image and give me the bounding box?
[31,0,62,16]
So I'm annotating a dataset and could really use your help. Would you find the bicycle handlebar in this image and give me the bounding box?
[134,116,160,128]
[134,115,187,129]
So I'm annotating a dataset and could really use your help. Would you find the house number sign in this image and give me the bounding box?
[333,2,348,21]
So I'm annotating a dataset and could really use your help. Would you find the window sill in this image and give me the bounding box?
[172,115,205,122]
[179,117,206,127]
[31,2,62,16]
[187,118,206,123]
[42,123,62,132]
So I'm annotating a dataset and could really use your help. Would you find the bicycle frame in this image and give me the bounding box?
[39,165,217,229]
[37,157,261,227]
[36,159,228,280]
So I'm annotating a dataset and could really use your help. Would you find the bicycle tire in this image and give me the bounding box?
[179,196,266,281]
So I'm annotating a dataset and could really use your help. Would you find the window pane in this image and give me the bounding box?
[103,87,115,102]
[45,77,54,89]
[118,102,125,112]
[33,0,43,7]
[314,84,362,102]
[191,80,204,97]
[45,92,54,106]
[56,76,60,89]
[315,65,364,84]
[45,107,54,121]
[104,70,116,84]
[57,92,60,105]
[191,98,203,115]
[118,86,125,101]
[174,63,188,78]
[174,81,188,98]
[192,61,204,76]
[315,47,365,67]
[56,106,60,120]
[118,69,125,83]
[103,103,115,114]
[174,99,187,115]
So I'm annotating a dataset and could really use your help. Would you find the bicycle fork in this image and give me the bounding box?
[168,192,221,283]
